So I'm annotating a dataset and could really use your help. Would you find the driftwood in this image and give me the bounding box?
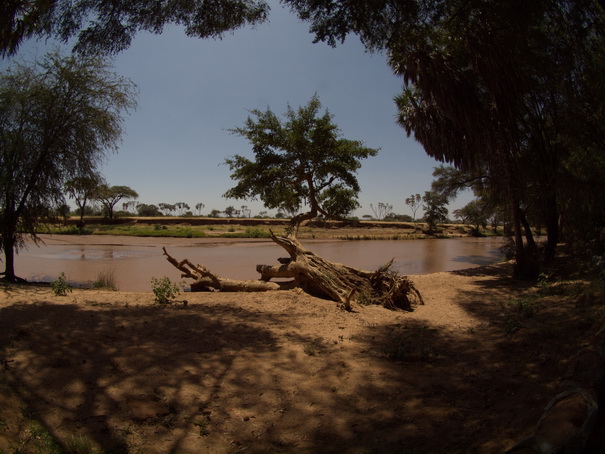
[162,247,295,292]
[163,233,423,311]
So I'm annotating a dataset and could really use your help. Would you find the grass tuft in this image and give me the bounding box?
[92,268,117,290]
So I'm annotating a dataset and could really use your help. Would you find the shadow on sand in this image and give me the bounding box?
[0,265,600,453]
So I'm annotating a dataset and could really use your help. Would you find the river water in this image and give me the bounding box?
[14,235,505,292]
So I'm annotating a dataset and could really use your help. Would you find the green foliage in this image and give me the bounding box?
[501,296,540,334]
[93,185,139,220]
[223,227,271,238]
[53,226,94,235]
[63,434,102,454]
[224,206,236,218]
[136,203,162,217]
[51,272,72,296]
[193,417,211,436]
[291,0,605,267]
[383,325,439,362]
[151,276,182,304]
[422,191,448,232]
[508,297,540,318]
[1,0,270,57]
[0,51,136,281]
[453,199,490,236]
[65,175,104,227]
[384,213,414,222]
[25,421,63,454]
[224,94,378,231]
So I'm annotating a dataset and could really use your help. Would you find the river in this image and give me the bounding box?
[14,235,505,292]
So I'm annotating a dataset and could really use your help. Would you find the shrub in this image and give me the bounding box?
[383,325,439,361]
[243,227,271,238]
[500,296,540,334]
[151,276,182,304]
[51,272,72,296]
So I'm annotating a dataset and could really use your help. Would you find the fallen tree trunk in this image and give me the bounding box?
[162,247,296,292]
[163,234,423,311]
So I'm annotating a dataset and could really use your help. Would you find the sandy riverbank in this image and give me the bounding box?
[2,261,602,453]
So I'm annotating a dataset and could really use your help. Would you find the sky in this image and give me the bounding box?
[14,1,473,218]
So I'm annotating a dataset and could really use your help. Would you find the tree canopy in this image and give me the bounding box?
[94,185,139,220]
[1,0,270,56]
[224,94,378,235]
[0,51,137,281]
[65,175,105,228]
[288,0,605,276]
[422,191,448,233]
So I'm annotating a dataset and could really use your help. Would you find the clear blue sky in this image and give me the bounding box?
[14,1,473,218]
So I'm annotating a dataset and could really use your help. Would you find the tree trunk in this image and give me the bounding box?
[512,201,526,267]
[544,194,559,265]
[512,201,539,279]
[519,209,536,252]
[0,233,25,283]
[1,236,16,281]
[163,234,423,311]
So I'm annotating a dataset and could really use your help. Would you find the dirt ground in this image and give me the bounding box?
[1,261,604,453]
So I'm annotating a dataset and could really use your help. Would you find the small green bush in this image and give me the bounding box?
[508,296,539,318]
[383,325,439,361]
[54,225,93,235]
[243,227,271,238]
[151,276,182,304]
[51,272,72,296]
[63,434,102,454]
[500,296,540,334]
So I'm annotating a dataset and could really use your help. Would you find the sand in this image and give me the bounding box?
[0,261,600,453]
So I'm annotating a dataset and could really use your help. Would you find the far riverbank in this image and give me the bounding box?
[46,216,501,240]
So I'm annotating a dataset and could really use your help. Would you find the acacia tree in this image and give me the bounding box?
[405,194,422,223]
[174,202,190,216]
[224,205,237,218]
[65,175,104,228]
[241,205,251,218]
[370,202,393,221]
[166,95,422,310]
[454,200,490,237]
[422,191,448,233]
[94,185,139,220]
[137,203,161,217]
[0,52,136,281]
[224,94,378,236]
[158,203,175,216]
[122,200,137,214]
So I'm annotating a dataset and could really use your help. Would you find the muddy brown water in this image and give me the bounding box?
[14,235,505,292]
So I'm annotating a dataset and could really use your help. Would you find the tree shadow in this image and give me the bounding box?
[451,250,504,267]
[0,299,310,452]
[1,268,595,453]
